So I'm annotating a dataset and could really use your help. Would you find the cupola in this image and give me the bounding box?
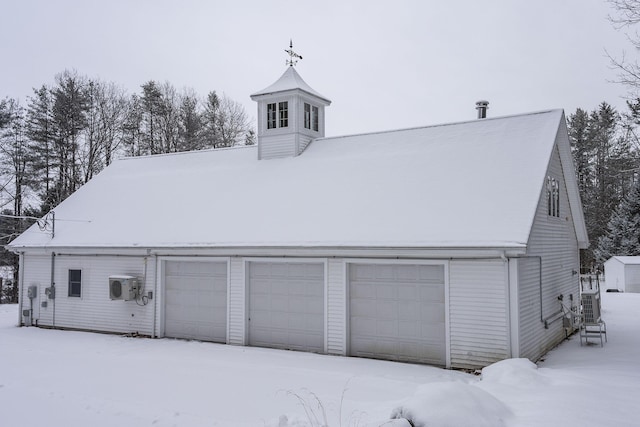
[250,42,331,160]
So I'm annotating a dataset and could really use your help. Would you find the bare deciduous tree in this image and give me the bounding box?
[608,0,640,91]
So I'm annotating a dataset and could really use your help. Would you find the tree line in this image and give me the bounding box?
[0,69,255,301]
[567,101,640,271]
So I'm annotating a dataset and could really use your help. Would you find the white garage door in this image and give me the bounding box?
[626,265,640,293]
[349,264,446,365]
[248,262,324,352]
[164,261,227,342]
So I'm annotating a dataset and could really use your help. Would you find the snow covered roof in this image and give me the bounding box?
[250,66,331,104]
[605,256,640,265]
[9,109,587,250]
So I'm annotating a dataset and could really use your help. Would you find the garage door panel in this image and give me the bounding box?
[350,263,446,365]
[398,321,418,337]
[420,285,444,301]
[397,267,419,281]
[376,320,397,336]
[421,324,446,340]
[398,285,418,299]
[377,302,398,319]
[271,314,289,329]
[249,262,325,352]
[419,265,446,282]
[374,265,395,280]
[164,261,227,343]
[351,282,376,299]
[399,301,420,319]
[420,306,445,322]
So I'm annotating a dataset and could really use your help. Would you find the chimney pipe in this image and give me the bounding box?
[475,100,489,119]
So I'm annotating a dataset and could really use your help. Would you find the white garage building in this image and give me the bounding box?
[604,256,640,292]
[8,64,588,369]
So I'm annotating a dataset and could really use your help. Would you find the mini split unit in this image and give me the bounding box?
[108,275,139,301]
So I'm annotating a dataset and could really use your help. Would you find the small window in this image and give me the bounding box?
[304,103,311,129]
[267,103,277,129]
[68,269,82,297]
[546,176,560,217]
[279,102,288,128]
[312,106,319,132]
[304,103,319,132]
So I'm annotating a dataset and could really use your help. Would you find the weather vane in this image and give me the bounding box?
[285,39,302,67]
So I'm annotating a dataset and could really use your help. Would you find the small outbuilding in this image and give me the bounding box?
[8,63,589,369]
[603,256,640,292]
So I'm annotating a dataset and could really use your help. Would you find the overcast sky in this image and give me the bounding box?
[0,0,633,137]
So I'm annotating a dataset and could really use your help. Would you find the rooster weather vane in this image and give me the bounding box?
[285,39,302,67]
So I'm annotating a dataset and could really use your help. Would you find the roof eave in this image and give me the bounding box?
[8,243,528,259]
[250,87,331,105]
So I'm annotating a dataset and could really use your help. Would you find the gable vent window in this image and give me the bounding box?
[68,269,82,297]
[547,176,560,217]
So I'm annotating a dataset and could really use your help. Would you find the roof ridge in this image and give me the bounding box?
[317,109,563,142]
[118,144,256,162]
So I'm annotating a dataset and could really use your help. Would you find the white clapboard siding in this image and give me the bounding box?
[517,257,544,361]
[449,259,509,369]
[524,140,580,358]
[24,254,155,335]
[326,258,346,355]
[227,257,245,345]
[258,134,296,159]
[299,134,314,154]
[21,254,52,325]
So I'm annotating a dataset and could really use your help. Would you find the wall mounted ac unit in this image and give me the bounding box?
[109,275,139,301]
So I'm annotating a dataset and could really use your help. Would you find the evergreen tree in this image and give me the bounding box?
[122,94,144,157]
[178,90,202,151]
[25,85,56,214]
[596,177,640,263]
[51,70,89,203]
[157,82,180,153]
[568,102,640,270]
[140,81,163,154]
[568,108,593,196]
[202,91,221,148]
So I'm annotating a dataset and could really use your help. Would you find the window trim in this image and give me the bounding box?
[312,105,319,132]
[68,269,82,298]
[267,103,277,129]
[303,103,320,132]
[278,101,288,128]
[304,103,311,129]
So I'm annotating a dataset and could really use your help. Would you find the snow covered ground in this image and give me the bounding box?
[1,292,638,427]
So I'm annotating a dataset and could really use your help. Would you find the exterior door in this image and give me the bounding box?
[248,262,325,352]
[164,261,227,342]
[349,263,446,365]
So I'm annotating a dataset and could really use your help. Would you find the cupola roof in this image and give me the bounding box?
[251,66,331,104]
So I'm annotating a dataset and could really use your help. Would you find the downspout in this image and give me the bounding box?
[152,253,158,338]
[17,251,24,326]
[536,256,543,323]
[50,252,56,328]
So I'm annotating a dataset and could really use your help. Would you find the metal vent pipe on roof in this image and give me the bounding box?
[476,100,489,119]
